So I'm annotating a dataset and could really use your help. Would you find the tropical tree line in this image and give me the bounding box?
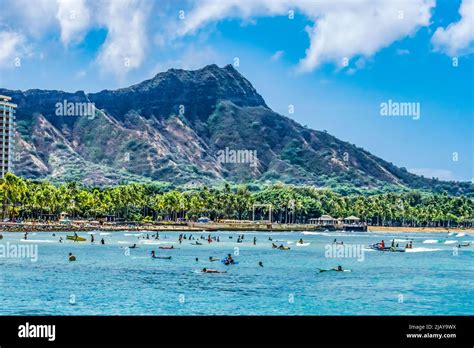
[0,173,473,227]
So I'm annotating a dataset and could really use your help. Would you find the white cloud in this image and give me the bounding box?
[271,50,284,61]
[0,31,26,67]
[96,0,150,78]
[4,0,58,37]
[409,168,454,181]
[177,0,435,73]
[432,0,474,56]
[297,1,434,72]
[56,0,91,45]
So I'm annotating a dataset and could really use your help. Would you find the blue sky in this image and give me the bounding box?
[0,0,472,181]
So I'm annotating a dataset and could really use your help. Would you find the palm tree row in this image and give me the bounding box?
[0,173,472,227]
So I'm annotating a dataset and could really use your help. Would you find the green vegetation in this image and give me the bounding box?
[1,173,472,228]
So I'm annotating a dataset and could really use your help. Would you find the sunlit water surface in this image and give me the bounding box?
[1,230,473,315]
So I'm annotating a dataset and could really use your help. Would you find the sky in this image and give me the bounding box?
[0,0,473,182]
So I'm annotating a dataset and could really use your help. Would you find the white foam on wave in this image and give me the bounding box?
[20,239,55,243]
[423,239,441,244]
[139,240,177,245]
[99,232,111,236]
[406,247,443,252]
[444,240,457,244]
[296,243,310,247]
[456,233,466,237]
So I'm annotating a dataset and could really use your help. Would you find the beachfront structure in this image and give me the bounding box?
[344,216,361,225]
[343,215,367,231]
[0,95,16,177]
[309,215,337,226]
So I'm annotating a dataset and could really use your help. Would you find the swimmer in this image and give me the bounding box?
[201,268,226,274]
[68,253,76,262]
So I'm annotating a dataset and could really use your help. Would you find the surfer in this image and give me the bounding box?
[318,265,350,273]
[298,238,304,244]
[259,261,264,267]
[68,253,76,262]
[91,235,95,243]
[101,238,105,245]
[253,237,257,245]
[223,254,235,265]
[209,256,219,262]
[201,268,226,274]
[130,244,137,249]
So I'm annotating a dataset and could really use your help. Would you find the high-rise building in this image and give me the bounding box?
[0,95,16,177]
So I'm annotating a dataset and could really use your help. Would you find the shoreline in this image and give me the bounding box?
[1,222,472,233]
[368,226,474,233]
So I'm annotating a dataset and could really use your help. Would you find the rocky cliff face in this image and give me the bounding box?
[1,64,471,194]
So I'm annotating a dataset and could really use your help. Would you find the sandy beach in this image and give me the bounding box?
[1,222,472,233]
[368,226,474,233]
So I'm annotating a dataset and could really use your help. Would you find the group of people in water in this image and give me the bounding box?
[178,233,221,244]
[376,239,414,250]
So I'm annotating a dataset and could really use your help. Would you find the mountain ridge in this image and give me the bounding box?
[1,64,472,195]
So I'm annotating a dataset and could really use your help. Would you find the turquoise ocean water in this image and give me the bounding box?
[0,230,473,315]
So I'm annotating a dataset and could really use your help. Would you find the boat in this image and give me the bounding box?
[66,235,86,242]
[369,243,405,252]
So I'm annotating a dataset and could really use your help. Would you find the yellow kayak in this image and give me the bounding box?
[66,235,86,242]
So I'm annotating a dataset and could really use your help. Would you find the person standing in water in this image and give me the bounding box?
[101,238,105,245]
[91,235,95,243]
[253,237,257,245]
